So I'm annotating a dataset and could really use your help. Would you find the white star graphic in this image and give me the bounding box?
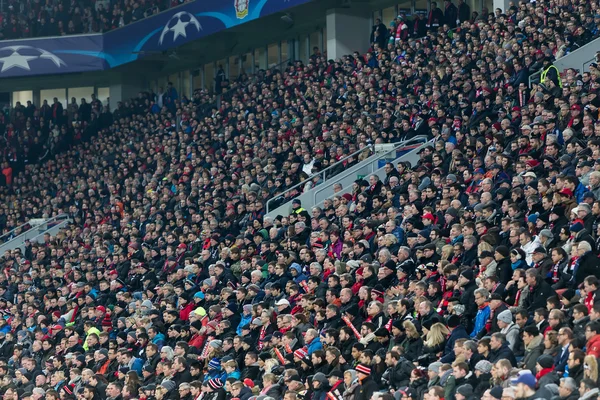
[38,49,66,67]
[158,12,201,45]
[0,51,37,72]
[170,18,190,41]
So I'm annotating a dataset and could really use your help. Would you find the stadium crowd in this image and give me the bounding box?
[2,0,600,399]
[0,0,185,39]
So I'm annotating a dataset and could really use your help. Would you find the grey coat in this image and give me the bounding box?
[521,335,544,373]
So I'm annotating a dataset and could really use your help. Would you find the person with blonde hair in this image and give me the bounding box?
[401,320,423,362]
[263,358,280,374]
[419,322,449,366]
[584,355,599,383]
[440,245,454,262]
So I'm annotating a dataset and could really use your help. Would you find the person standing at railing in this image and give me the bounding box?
[412,13,427,38]
[164,81,179,113]
[540,56,562,89]
[444,0,458,29]
[457,0,470,25]
[370,18,388,49]
[426,2,444,32]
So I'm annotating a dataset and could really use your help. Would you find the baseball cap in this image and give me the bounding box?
[511,370,536,388]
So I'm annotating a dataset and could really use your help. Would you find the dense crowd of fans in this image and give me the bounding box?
[0,0,188,39]
[2,0,600,399]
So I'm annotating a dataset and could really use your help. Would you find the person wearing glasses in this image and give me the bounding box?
[554,326,572,376]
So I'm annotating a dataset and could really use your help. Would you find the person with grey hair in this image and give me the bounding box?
[315,249,327,263]
[160,346,174,361]
[577,202,594,233]
[397,246,415,275]
[250,270,263,285]
[578,161,593,187]
[512,175,525,187]
[558,377,578,400]
[538,229,555,249]
[309,262,323,276]
[305,329,322,355]
[31,387,45,400]
[589,171,600,199]
[377,248,391,265]
[263,216,273,228]
[472,288,490,339]
[293,221,309,243]
[573,241,599,284]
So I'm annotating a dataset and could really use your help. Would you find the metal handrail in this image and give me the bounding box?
[311,135,428,204]
[0,220,34,243]
[265,144,374,214]
[28,219,71,245]
[311,137,432,210]
[528,69,542,87]
[583,56,597,72]
[530,40,600,88]
[0,213,69,247]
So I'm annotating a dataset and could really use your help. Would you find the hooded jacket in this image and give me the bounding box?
[290,263,308,284]
[500,322,520,351]
[522,335,544,373]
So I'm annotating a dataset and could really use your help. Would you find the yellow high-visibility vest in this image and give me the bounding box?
[541,65,562,88]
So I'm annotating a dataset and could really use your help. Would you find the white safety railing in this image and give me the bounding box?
[311,139,432,210]
[0,213,71,256]
[265,136,428,218]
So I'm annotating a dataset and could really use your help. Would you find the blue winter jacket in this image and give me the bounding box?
[471,305,490,338]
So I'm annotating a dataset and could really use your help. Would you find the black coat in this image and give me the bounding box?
[402,336,423,362]
[242,364,260,381]
[496,257,512,285]
[420,310,443,331]
[524,279,557,314]
[568,363,584,385]
[460,281,478,321]
[462,248,477,267]
[474,372,492,398]
[458,1,470,22]
[488,343,517,367]
[355,376,379,400]
[385,356,414,390]
[444,3,459,28]
[575,251,600,284]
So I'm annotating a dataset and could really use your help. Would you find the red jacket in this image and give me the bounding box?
[188,333,205,349]
[179,302,195,321]
[587,334,600,357]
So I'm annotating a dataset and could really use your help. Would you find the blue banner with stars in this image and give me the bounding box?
[0,0,311,78]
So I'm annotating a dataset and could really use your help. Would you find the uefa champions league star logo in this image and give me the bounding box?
[0,46,66,73]
[159,11,202,45]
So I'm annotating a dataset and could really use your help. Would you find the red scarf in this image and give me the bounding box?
[514,289,522,307]
[586,292,596,313]
[550,262,561,283]
[536,367,554,381]
[258,324,268,350]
